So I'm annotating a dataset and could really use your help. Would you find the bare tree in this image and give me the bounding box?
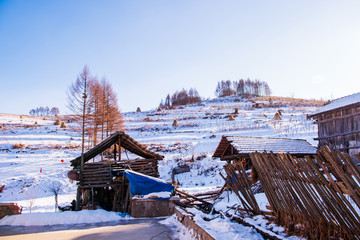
[47,182,62,212]
[218,78,272,97]
[25,189,37,213]
[161,88,202,107]
[89,80,103,146]
[67,67,124,150]
[50,107,60,116]
[67,66,94,152]
[101,79,124,137]
[67,66,94,210]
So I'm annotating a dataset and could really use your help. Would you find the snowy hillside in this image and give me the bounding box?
[0,96,323,218]
[124,96,321,186]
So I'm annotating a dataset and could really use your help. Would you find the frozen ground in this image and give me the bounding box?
[0,96,322,239]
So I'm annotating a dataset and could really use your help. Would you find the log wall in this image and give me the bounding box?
[78,158,159,188]
[314,104,360,155]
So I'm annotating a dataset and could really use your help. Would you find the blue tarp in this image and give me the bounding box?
[125,170,174,197]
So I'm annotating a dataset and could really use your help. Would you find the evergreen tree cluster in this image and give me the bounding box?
[215,79,272,98]
[29,106,60,116]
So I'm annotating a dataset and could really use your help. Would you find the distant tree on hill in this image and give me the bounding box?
[29,106,60,116]
[215,80,235,97]
[236,79,245,95]
[160,88,202,108]
[50,107,60,116]
[165,94,171,108]
[215,78,272,97]
[29,109,36,116]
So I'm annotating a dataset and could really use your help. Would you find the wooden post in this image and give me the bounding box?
[91,187,95,210]
[118,137,121,161]
[124,186,130,213]
[75,187,81,211]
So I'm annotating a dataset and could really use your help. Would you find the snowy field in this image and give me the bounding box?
[0,96,321,239]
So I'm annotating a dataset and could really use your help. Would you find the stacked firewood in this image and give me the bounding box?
[174,188,224,213]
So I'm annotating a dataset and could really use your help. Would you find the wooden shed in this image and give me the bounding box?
[308,92,360,155]
[69,131,164,212]
[213,136,316,167]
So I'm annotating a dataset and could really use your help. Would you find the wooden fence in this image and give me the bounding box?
[248,146,360,239]
[221,162,261,215]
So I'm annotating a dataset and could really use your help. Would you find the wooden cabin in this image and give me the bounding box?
[213,136,316,167]
[308,92,360,155]
[69,131,163,212]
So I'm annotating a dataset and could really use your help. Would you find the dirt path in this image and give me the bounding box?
[0,218,178,240]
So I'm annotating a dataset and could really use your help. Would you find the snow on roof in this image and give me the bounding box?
[310,92,360,117]
[227,136,317,155]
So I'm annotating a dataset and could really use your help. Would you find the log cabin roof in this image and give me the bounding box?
[213,136,317,159]
[70,131,163,167]
[309,92,360,118]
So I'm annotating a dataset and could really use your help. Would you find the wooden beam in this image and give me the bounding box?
[314,130,360,140]
[174,208,215,240]
[315,111,360,124]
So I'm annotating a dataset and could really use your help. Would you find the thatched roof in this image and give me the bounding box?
[70,131,163,167]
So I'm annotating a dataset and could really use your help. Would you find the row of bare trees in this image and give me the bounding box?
[67,66,123,149]
[29,106,60,116]
[158,79,272,108]
[159,88,201,108]
[215,79,272,97]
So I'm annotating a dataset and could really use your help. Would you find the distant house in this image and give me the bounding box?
[308,92,360,155]
[213,136,316,165]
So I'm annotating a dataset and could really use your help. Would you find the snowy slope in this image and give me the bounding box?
[124,96,320,186]
[0,97,322,238]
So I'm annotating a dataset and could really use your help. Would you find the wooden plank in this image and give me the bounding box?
[314,111,360,124]
[314,130,360,140]
[174,208,215,240]
[250,149,360,239]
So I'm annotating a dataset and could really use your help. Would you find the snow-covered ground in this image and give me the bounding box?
[0,96,322,239]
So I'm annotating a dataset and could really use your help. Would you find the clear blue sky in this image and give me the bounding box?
[1,0,360,114]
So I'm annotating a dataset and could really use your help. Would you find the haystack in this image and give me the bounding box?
[60,121,67,128]
[172,120,179,126]
[54,119,61,125]
[273,112,282,120]
[157,107,162,112]
[136,107,141,112]
[228,114,235,121]
[234,108,239,114]
[165,106,169,110]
